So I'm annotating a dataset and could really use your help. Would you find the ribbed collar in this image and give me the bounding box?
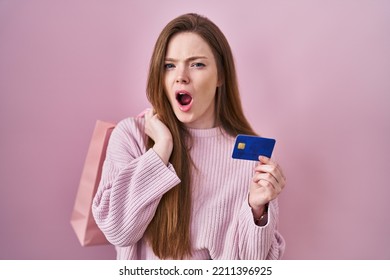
[187,126,224,138]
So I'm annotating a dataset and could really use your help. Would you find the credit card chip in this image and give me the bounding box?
[237,142,246,149]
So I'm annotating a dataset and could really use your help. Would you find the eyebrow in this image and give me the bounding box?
[164,56,209,62]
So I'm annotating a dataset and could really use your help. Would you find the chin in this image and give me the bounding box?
[177,116,194,125]
[174,111,195,125]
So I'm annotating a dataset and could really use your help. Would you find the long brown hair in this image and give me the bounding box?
[145,13,256,259]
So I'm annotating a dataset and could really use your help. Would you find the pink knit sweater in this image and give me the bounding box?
[92,117,285,259]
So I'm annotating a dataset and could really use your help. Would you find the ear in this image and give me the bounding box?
[217,75,224,87]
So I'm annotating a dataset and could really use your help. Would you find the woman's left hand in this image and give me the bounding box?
[249,156,286,217]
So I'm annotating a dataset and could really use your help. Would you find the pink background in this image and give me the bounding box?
[1,0,389,259]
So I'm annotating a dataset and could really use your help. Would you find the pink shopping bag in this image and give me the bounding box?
[70,120,115,246]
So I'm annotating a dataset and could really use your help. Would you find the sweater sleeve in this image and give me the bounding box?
[236,198,286,259]
[92,118,181,247]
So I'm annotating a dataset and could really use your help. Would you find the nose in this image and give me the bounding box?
[176,67,189,84]
[176,76,189,84]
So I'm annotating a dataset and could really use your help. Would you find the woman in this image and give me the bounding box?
[92,13,286,260]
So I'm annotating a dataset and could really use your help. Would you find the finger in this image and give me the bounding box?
[254,164,284,184]
[258,156,279,171]
[259,156,286,180]
[258,155,270,164]
[253,172,281,192]
[257,156,281,178]
[256,157,286,180]
[145,108,152,118]
[145,107,157,121]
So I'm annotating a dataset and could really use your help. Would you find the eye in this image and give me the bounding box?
[164,63,175,70]
[191,62,205,68]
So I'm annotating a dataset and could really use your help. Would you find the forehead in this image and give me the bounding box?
[165,32,215,59]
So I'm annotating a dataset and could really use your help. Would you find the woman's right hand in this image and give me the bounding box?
[144,108,173,165]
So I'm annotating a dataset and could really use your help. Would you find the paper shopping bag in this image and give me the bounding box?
[70,120,115,246]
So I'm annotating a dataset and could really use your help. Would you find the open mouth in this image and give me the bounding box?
[176,92,193,106]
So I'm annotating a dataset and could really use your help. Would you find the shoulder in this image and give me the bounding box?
[109,116,147,151]
[115,116,145,135]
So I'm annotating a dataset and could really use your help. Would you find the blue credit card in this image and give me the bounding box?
[232,134,276,161]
